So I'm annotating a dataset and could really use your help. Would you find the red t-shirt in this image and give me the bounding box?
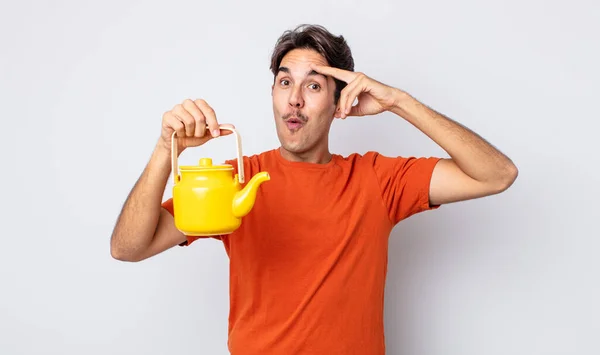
[162,148,441,354]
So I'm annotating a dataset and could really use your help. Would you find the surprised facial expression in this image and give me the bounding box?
[271,48,337,155]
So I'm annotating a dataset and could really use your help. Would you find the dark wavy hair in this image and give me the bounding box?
[269,24,354,104]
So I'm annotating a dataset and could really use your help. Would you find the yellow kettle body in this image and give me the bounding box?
[170,127,270,236]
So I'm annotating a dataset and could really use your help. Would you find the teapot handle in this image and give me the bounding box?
[171,125,245,185]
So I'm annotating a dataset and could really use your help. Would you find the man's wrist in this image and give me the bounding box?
[390,89,416,119]
[152,140,175,163]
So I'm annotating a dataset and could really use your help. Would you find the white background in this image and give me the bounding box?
[1,0,598,354]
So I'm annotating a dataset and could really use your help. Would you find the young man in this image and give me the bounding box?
[110,24,518,354]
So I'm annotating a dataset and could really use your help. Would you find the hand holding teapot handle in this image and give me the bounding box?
[160,98,235,154]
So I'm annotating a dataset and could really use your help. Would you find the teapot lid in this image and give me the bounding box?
[179,158,233,171]
[172,126,245,184]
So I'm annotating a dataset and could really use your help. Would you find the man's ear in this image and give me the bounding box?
[333,95,341,118]
[271,84,274,96]
[334,105,342,119]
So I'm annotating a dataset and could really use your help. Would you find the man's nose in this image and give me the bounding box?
[288,87,304,108]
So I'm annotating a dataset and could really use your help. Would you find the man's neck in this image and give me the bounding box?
[278,146,332,164]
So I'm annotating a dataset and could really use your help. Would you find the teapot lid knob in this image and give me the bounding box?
[199,158,212,167]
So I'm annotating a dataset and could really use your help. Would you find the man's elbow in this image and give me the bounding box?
[494,162,519,193]
[110,241,143,262]
[111,248,137,262]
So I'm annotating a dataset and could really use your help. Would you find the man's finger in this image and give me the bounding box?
[173,104,195,137]
[165,112,186,139]
[310,64,356,84]
[338,79,354,118]
[183,99,206,138]
[348,104,364,117]
[217,123,236,136]
[339,77,362,118]
[195,99,220,137]
[344,83,364,117]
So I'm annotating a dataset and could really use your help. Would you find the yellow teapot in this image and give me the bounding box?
[170,126,270,236]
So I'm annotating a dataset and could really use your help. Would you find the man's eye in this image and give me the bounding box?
[308,83,321,90]
[280,79,290,86]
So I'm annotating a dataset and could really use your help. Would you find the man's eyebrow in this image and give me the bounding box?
[276,66,327,80]
[276,66,290,75]
[307,70,327,80]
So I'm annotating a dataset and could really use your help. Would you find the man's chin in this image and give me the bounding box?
[280,140,308,154]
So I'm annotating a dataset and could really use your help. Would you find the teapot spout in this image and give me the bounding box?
[232,172,270,218]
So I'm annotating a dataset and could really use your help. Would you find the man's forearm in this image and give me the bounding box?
[110,143,172,259]
[391,90,518,185]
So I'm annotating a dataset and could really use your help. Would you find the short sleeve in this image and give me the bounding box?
[161,198,222,246]
[369,152,442,225]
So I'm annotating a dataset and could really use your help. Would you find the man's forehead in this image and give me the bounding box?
[280,48,328,65]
